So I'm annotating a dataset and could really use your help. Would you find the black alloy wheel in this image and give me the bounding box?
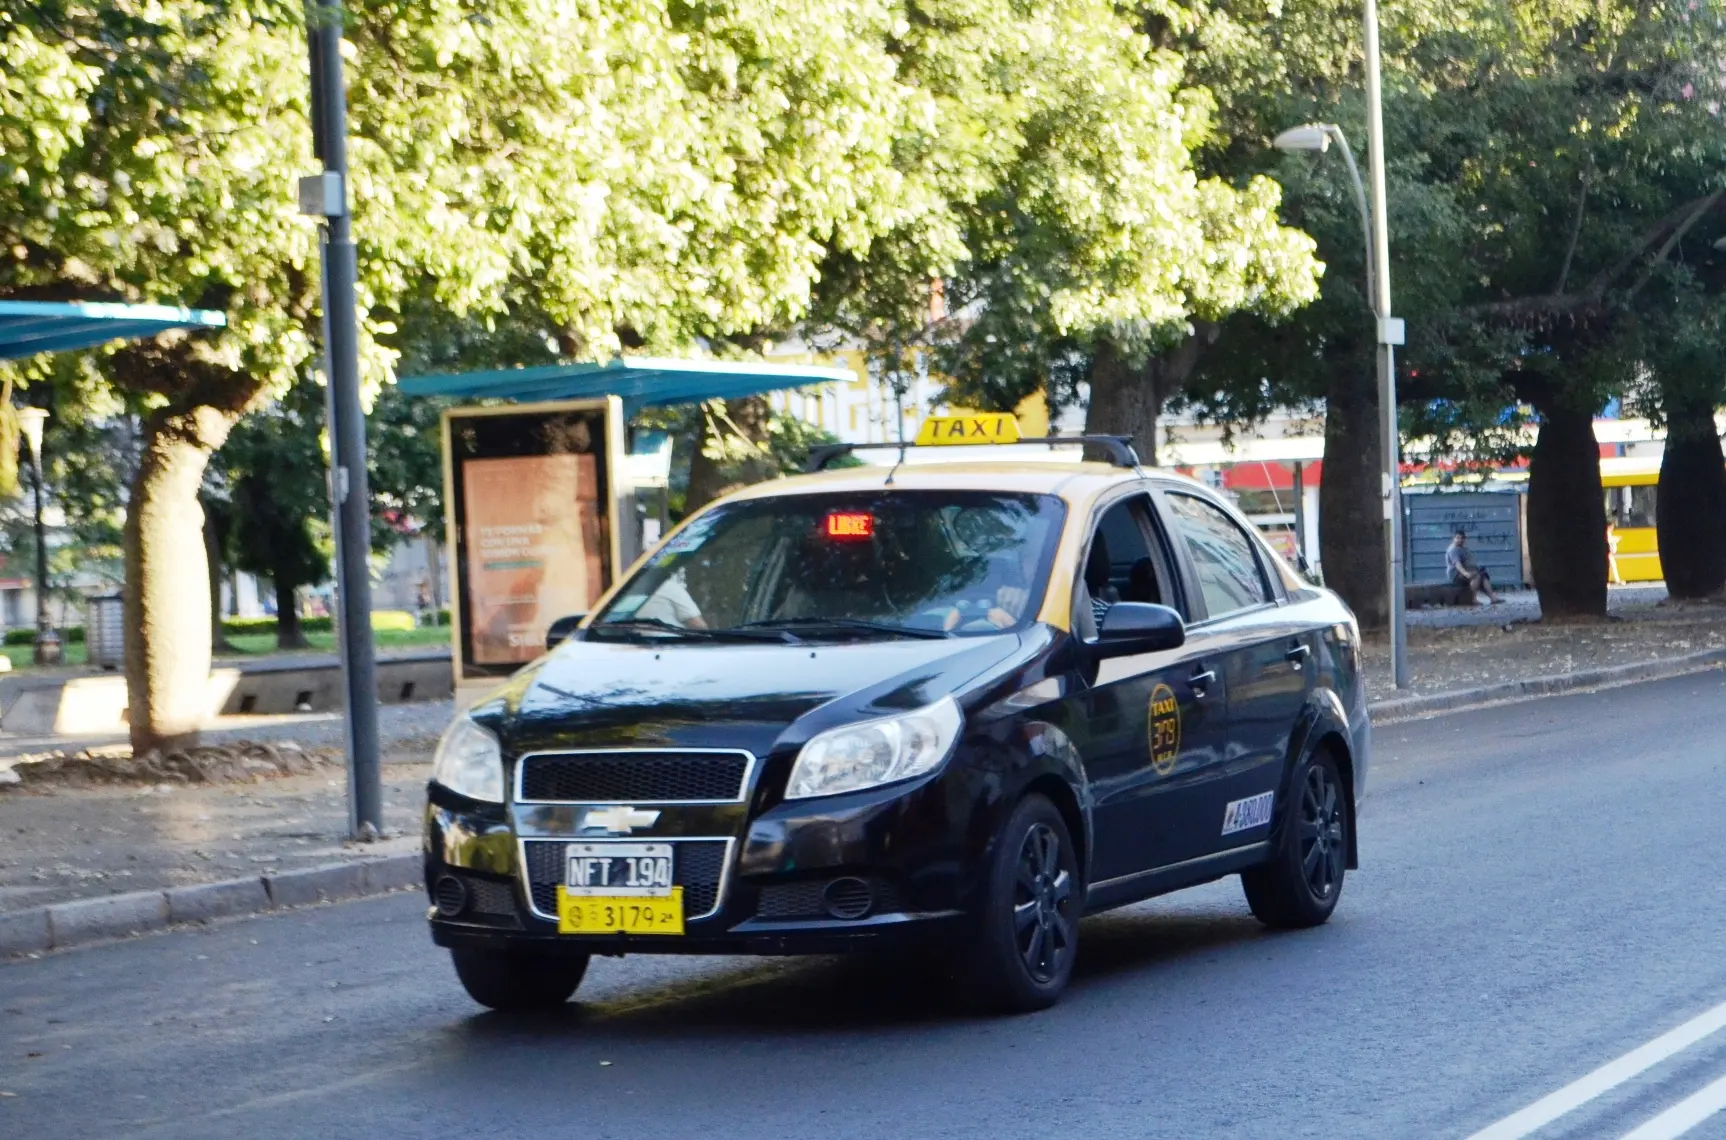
[1241,749,1348,930]
[1298,761,1346,901]
[959,794,1082,1013]
[1015,821,1075,985]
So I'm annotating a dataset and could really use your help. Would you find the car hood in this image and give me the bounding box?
[484,633,1026,757]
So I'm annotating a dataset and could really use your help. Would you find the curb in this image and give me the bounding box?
[1369,647,1726,721]
[0,852,422,959]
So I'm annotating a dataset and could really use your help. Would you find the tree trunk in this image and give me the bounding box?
[1526,401,1608,619]
[1080,328,1214,465]
[1655,401,1726,598]
[686,396,775,512]
[124,407,239,754]
[203,498,237,654]
[1318,362,1388,631]
[274,576,308,650]
[425,533,444,611]
[1083,339,1161,462]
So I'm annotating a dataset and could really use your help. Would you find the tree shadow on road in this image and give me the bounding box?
[447,902,1272,1044]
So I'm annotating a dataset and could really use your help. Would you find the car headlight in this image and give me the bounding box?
[432,716,504,803]
[785,696,963,800]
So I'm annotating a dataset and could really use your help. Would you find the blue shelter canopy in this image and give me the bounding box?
[0,300,227,361]
[398,355,857,417]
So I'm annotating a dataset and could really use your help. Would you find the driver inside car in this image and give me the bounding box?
[633,566,707,629]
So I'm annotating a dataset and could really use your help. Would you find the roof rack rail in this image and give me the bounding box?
[804,435,1141,473]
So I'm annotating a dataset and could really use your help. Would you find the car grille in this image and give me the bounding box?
[521,839,729,921]
[517,750,751,803]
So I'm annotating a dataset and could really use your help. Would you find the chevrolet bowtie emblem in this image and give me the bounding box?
[581,806,662,835]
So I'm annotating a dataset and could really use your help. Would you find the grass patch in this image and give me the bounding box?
[218,626,449,656]
[0,624,448,672]
[0,641,89,670]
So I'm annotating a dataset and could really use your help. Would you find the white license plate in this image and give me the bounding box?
[564,842,674,897]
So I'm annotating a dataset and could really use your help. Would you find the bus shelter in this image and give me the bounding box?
[0,300,225,360]
[398,356,854,701]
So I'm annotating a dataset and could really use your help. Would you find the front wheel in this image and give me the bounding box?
[957,794,1082,1014]
[450,947,589,1012]
[1241,749,1349,929]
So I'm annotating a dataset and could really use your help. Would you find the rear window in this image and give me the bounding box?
[593,491,1067,638]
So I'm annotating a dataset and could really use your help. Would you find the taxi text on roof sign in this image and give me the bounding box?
[914,413,1021,446]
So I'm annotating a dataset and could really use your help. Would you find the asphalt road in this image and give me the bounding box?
[5,671,1726,1139]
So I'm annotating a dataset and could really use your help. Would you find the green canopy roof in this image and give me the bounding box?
[399,355,857,415]
[0,300,226,361]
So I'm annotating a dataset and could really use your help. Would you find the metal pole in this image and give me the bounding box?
[30,447,58,665]
[1325,128,1375,311]
[1292,460,1307,566]
[307,0,383,838]
[1363,0,1409,688]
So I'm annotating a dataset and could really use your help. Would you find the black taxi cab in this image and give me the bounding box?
[423,417,1369,1014]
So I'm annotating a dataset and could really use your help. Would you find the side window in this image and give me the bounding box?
[1074,494,1176,638]
[1164,492,1272,619]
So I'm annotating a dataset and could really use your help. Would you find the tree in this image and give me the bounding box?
[223,377,331,649]
[1153,0,1726,622]
[368,382,447,548]
[3,0,965,750]
[810,0,1323,455]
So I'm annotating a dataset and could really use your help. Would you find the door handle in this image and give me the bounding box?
[1188,668,1217,695]
[1285,643,1311,668]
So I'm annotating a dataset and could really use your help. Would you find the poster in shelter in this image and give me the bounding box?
[461,453,604,664]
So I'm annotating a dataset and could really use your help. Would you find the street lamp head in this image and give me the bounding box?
[1273,124,1333,154]
[15,406,47,463]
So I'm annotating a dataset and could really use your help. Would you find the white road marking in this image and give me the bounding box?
[1466,998,1726,1140]
[1618,1071,1726,1140]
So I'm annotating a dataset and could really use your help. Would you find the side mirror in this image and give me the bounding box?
[544,613,587,652]
[1094,602,1185,657]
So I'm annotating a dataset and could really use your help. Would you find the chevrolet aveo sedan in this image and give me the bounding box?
[424,454,1369,1014]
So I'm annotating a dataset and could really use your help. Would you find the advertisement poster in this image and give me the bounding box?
[461,454,605,664]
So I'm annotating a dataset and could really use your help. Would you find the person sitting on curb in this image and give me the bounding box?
[1446,529,1501,605]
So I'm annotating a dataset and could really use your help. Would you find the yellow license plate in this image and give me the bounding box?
[557,886,685,935]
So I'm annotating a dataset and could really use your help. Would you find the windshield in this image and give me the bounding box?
[592,491,1067,640]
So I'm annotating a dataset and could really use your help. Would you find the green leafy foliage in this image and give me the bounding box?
[223,376,331,609]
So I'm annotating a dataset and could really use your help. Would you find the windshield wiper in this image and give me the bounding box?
[735,617,952,641]
[589,618,794,643]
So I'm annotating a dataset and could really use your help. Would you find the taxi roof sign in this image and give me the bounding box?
[805,431,1142,473]
[914,413,1021,446]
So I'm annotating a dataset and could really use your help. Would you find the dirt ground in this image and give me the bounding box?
[0,761,428,913]
[1364,594,1726,697]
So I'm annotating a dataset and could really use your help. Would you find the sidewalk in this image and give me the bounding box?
[5,585,1724,941]
[1364,584,1726,699]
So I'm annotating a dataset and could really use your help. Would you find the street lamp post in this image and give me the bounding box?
[300,0,384,839]
[16,406,61,667]
[1275,106,1410,683]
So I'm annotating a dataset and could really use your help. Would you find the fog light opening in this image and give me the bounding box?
[822,877,874,920]
[433,874,468,918]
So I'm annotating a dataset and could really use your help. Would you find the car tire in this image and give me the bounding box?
[1241,748,1348,930]
[957,793,1082,1014]
[450,947,589,1012]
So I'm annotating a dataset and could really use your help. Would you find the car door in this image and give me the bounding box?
[1058,488,1229,885]
[1156,485,1314,862]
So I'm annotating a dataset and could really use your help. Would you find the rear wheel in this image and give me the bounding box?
[958,794,1082,1014]
[450,947,589,1012]
[1241,749,1348,929]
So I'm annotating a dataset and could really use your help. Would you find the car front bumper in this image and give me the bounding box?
[422,773,978,957]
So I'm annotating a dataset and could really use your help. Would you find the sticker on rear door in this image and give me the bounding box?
[1221,792,1274,836]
